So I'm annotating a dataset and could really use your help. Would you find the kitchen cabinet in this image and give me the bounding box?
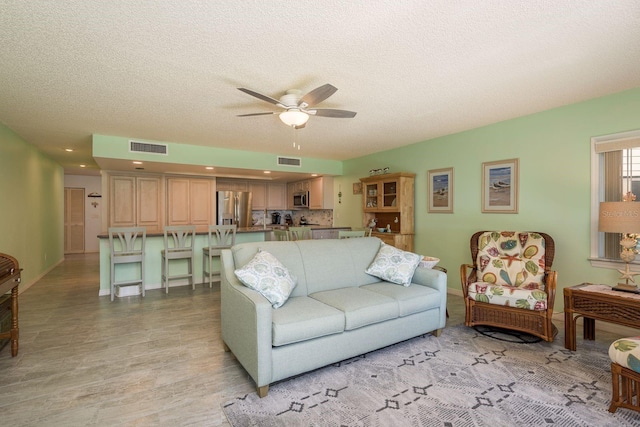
[309,176,334,210]
[267,183,287,209]
[109,174,163,232]
[249,182,267,210]
[360,172,415,251]
[217,179,248,192]
[289,180,310,193]
[287,180,308,210]
[167,177,213,230]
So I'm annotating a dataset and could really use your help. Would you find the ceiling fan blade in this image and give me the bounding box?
[308,109,357,118]
[237,88,282,106]
[299,84,337,108]
[236,112,276,117]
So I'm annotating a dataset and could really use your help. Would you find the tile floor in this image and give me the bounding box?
[0,253,628,425]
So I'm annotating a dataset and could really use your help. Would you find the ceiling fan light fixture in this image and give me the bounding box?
[279,110,309,127]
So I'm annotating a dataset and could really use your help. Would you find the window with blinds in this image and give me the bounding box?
[592,132,640,261]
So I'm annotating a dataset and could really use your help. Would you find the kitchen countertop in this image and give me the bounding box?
[98,225,349,238]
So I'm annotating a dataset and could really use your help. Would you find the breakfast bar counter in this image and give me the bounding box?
[97,226,350,297]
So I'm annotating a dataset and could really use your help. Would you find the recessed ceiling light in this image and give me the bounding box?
[65,148,73,152]
[80,164,86,168]
[205,166,214,170]
[133,161,142,165]
[264,171,271,174]
[311,174,318,177]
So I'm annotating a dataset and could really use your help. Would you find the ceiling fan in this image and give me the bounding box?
[236,83,357,129]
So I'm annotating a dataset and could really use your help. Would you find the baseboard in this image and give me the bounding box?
[18,257,65,294]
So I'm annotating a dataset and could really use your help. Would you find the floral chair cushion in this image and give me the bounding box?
[610,336,640,373]
[468,231,548,310]
[467,282,548,310]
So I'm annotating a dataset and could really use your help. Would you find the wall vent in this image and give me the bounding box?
[129,140,168,155]
[277,156,302,167]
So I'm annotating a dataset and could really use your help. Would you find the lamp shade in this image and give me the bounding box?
[279,110,309,127]
[599,201,640,234]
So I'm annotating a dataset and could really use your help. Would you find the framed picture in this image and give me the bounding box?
[482,158,519,213]
[353,182,362,195]
[427,167,453,213]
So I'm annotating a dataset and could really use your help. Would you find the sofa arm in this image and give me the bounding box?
[412,266,448,327]
[412,266,447,293]
[220,249,274,388]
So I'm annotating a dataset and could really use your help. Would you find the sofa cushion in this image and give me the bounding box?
[467,282,548,310]
[272,296,345,347]
[234,250,297,308]
[361,282,442,316]
[232,241,309,297]
[296,238,383,294]
[365,243,422,286]
[310,287,398,330]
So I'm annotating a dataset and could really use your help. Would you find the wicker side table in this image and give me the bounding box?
[564,283,640,351]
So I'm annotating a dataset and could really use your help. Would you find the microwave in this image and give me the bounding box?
[293,191,309,208]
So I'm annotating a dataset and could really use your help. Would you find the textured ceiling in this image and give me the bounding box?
[1,0,640,176]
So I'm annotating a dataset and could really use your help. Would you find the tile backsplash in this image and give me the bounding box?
[251,209,333,226]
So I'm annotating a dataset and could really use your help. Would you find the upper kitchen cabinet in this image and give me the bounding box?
[167,177,214,230]
[109,174,163,232]
[216,179,248,192]
[266,183,287,210]
[249,182,267,210]
[289,180,310,193]
[309,176,334,210]
[226,181,286,211]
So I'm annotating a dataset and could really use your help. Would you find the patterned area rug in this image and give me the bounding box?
[223,325,639,426]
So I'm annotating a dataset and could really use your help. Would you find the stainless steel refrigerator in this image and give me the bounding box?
[217,191,253,227]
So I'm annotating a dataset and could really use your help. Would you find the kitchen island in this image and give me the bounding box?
[97,226,349,297]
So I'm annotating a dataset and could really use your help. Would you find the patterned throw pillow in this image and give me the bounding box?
[365,243,422,286]
[234,250,297,308]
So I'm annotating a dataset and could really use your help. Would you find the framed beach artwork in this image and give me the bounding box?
[427,167,453,213]
[481,158,519,213]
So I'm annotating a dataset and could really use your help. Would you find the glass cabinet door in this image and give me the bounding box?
[364,183,379,211]
[381,179,399,209]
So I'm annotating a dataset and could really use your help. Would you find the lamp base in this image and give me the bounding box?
[612,283,640,294]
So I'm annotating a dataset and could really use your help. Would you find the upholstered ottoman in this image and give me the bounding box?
[609,336,640,413]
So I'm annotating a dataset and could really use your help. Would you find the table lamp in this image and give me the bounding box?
[599,200,640,293]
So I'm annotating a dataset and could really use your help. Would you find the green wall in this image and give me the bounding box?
[339,87,640,309]
[0,123,64,290]
[93,134,343,176]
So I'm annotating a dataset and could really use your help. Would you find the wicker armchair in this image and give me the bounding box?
[460,231,558,342]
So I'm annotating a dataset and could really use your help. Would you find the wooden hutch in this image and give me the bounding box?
[360,172,415,251]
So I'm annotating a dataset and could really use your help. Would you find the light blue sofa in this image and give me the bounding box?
[220,237,447,397]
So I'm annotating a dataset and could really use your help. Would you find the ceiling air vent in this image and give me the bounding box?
[277,156,301,167]
[129,140,168,155]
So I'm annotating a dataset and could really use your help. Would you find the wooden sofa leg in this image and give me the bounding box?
[432,329,442,337]
[257,385,269,398]
[223,342,230,352]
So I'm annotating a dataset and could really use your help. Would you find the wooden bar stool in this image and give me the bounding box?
[162,225,196,293]
[203,225,236,287]
[108,227,146,301]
